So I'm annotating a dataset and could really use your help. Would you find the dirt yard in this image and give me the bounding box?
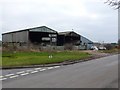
[81,50,110,58]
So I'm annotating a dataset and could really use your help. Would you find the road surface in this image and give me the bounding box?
[2,54,118,88]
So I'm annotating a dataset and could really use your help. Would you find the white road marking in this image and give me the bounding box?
[31,71,38,74]
[26,70,33,72]
[54,66,60,68]
[34,68,41,70]
[40,69,46,71]
[47,67,54,69]
[0,78,7,81]
[0,76,4,78]
[16,71,25,74]
[9,75,19,78]
[20,73,29,76]
[5,74,15,77]
[2,66,60,80]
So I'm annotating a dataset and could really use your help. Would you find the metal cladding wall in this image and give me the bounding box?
[2,30,29,43]
[81,36,93,44]
[80,36,93,49]
[29,26,58,46]
[29,26,57,33]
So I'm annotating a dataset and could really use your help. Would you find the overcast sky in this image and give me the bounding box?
[1,0,118,43]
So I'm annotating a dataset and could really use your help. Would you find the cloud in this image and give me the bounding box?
[1,0,118,43]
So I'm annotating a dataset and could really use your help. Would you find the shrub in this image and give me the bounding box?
[104,44,114,50]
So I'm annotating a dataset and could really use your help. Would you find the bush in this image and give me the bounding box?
[104,44,114,50]
[64,43,73,50]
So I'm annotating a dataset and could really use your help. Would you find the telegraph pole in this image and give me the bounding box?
[49,34,52,59]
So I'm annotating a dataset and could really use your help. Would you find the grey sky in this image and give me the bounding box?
[1,0,118,43]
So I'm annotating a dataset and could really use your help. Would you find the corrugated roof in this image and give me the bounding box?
[58,31,80,36]
[2,26,57,35]
[81,35,93,43]
[59,31,72,35]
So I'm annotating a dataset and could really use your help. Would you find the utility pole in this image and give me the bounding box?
[49,34,53,59]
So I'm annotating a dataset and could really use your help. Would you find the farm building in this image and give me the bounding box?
[2,26,58,50]
[57,31,81,50]
[57,31,93,50]
[2,26,93,50]
[80,36,93,50]
[57,31,80,46]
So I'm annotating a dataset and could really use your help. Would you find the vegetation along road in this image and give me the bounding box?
[2,54,118,88]
[2,51,91,68]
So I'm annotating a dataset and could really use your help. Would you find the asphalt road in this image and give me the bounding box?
[2,54,118,88]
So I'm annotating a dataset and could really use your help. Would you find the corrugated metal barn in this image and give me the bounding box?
[2,26,93,50]
[57,31,93,50]
[2,26,58,50]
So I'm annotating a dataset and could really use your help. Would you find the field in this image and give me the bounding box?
[2,51,91,67]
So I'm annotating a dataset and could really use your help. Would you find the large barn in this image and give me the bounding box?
[2,26,93,50]
[2,26,58,50]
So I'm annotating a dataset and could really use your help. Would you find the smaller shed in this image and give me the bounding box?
[57,31,80,46]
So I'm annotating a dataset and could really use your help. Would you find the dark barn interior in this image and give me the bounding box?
[57,35,65,46]
[58,31,80,46]
[29,31,57,46]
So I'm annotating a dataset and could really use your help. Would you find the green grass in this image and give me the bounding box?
[1,51,91,67]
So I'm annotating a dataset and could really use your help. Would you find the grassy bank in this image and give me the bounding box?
[1,51,91,67]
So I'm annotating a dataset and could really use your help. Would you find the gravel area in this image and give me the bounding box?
[82,50,110,57]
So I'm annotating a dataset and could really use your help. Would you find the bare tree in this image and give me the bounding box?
[105,0,120,9]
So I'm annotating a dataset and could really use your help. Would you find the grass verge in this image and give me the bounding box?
[1,51,91,67]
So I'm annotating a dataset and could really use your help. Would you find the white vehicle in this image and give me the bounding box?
[98,46,106,50]
[91,46,98,50]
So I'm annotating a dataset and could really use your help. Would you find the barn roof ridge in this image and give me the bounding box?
[2,26,57,35]
[58,31,79,35]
